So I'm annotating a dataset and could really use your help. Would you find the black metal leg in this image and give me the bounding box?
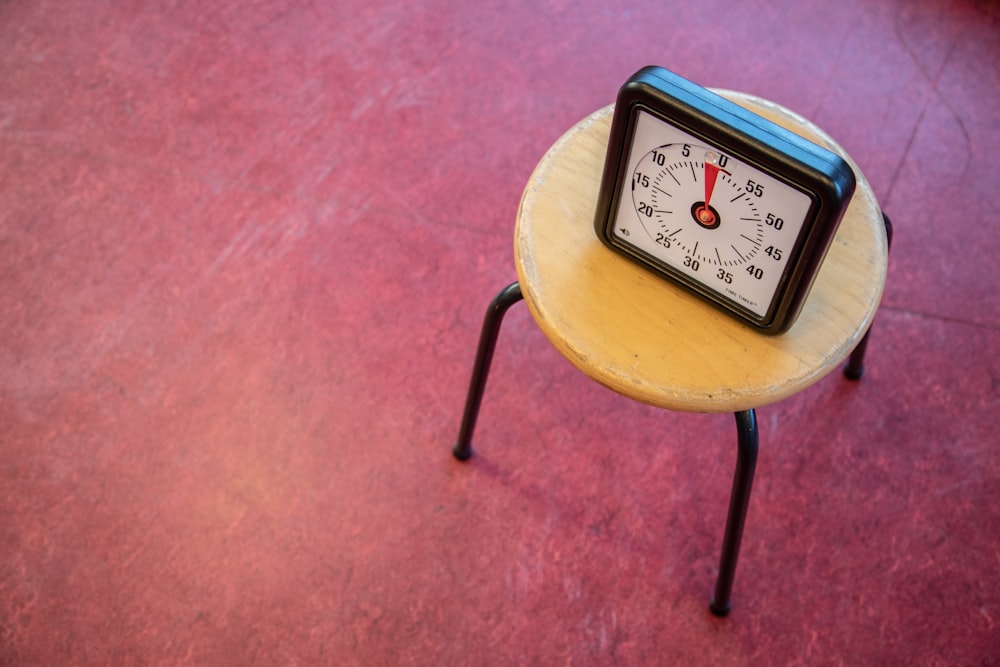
[845,211,894,380]
[452,282,524,461]
[710,409,759,617]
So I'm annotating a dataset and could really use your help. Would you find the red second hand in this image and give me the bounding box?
[702,152,730,224]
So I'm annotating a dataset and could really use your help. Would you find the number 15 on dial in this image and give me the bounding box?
[594,67,856,334]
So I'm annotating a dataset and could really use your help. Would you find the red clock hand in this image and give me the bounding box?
[700,152,730,225]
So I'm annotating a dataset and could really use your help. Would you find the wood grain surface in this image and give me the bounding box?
[514,93,888,413]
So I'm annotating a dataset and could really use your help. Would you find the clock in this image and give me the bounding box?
[594,66,856,334]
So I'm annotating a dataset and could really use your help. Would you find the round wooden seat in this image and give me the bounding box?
[514,93,888,413]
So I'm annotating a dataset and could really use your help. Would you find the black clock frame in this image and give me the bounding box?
[594,66,857,334]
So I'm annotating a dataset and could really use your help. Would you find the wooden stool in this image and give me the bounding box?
[452,92,890,616]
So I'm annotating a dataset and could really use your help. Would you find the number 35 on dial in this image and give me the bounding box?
[594,67,856,334]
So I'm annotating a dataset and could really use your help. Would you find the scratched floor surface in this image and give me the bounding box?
[1,1,998,665]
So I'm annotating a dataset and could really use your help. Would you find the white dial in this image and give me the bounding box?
[612,109,814,319]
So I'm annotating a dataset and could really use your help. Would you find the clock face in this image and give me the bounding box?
[594,67,855,334]
[611,108,814,320]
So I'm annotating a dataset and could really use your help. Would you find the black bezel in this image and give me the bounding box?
[594,66,856,334]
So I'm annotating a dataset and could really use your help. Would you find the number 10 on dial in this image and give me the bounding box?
[594,67,856,334]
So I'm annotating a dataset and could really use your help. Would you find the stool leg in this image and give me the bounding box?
[710,409,759,617]
[844,211,894,380]
[453,282,524,461]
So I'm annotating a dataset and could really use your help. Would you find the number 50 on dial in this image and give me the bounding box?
[594,67,856,334]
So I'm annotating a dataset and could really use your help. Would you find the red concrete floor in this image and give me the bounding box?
[1,0,998,664]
